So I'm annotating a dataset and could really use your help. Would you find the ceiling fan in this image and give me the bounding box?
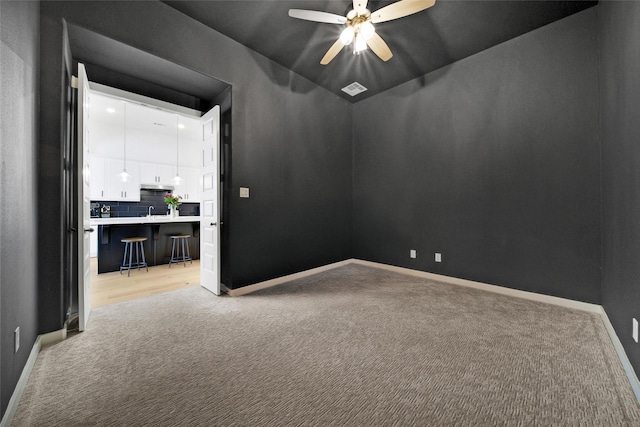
[288,0,436,65]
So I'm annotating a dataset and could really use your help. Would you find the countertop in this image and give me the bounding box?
[90,216,201,226]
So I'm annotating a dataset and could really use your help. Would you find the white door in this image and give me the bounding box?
[77,63,93,331]
[200,105,221,295]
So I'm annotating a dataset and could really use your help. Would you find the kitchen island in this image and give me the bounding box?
[91,216,200,273]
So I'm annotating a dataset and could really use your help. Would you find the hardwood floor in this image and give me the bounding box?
[90,257,200,307]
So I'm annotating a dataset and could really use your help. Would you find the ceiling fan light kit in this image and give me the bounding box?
[339,26,355,45]
[289,0,436,65]
[341,10,375,54]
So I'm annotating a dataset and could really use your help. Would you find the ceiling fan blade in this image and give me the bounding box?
[321,39,345,65]
[366,33,393,62]
[370,0,436,24]
[288,9,347,24]
[353,0,369,15]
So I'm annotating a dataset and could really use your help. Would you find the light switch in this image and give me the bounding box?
[239,187,250,198]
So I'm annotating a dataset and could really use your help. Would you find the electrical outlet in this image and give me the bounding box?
[435,253,442,263]
[410,250,417,259]
[14,327,20,353]
[633,319,638,343]
[239,187,250,198]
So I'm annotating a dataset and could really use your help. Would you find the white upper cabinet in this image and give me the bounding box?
[108,159,140,201]
[88,92,202,202]
[90,155,140,201]
[89,155,107,200]
[140,162,175,186]
[175,167,200,202]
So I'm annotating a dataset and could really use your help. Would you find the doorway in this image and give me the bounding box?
[84,79,204,307]
[65,23,232,329]
[76,68,224,329]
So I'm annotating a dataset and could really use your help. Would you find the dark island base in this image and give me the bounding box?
[97,222,200,274]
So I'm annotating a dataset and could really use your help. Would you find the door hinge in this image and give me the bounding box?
[71,76,79,89]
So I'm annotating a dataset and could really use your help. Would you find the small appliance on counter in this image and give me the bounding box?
[100,205,111,218]
[90,203,100,218]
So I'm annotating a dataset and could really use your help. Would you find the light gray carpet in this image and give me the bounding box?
[12,264,640,426]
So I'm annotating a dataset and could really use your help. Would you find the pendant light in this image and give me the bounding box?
[172,114,182,185]
[119,101,130,182]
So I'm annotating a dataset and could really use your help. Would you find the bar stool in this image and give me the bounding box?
[169,234,192,267]
[120,237,149,276]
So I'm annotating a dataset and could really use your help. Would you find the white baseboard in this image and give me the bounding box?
[352,259,602,313]
[228,257,599,313]
[0,336,42,427]
[226,259,355,297]
[353,260,640,402]
[598,308,640,402]
[0,327,66,427]
[40,327,67,347]
[229,258,639,402]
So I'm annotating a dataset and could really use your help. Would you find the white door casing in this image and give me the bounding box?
[78,63,93,331]
[199,105,221,295]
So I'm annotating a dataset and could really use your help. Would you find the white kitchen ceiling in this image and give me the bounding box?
[87,91,202,168]
[87,92,202,141]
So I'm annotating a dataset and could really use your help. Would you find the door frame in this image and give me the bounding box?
[74,79,225,317]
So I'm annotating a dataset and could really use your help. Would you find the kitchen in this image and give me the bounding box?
[86,86,206,306]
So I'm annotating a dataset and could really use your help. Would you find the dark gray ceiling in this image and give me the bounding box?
[164,0,596,102]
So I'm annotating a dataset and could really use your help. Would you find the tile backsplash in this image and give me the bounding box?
[92,189,199,218]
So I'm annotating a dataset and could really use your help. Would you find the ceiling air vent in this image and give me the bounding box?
[342,82,367,97]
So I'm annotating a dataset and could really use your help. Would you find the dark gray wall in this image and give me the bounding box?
[353,8,601,303]
[8,1,639,419]
[38,0,352,330]
[227,81,352,287]
[38,1,67,337]
[600,1,640,376]
[0,0,40,418]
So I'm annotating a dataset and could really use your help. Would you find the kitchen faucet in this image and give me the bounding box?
[148,205,154,216]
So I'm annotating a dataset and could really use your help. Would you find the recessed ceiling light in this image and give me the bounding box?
[106,108,116,113]
[178,124,185,129]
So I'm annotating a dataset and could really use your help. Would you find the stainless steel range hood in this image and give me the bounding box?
[140,183,175,191]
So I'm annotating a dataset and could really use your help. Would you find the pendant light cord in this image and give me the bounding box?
[176,115,179,177]
[123,102,127,171]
